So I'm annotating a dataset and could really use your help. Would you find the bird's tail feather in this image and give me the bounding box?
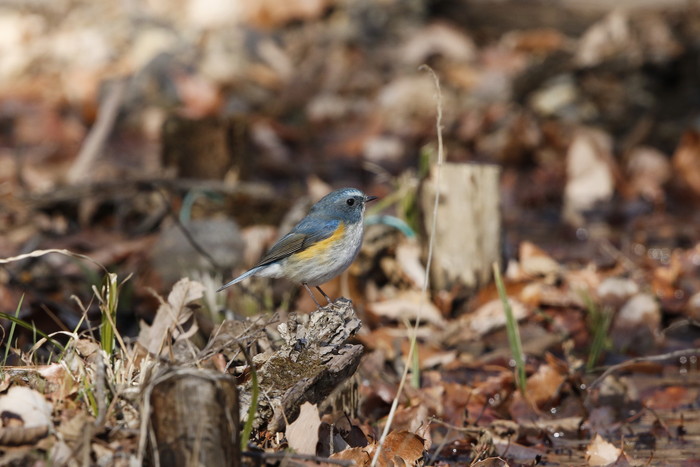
[216,266,262,292]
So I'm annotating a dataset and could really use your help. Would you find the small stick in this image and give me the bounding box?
[67,79,126,183]
[588,348,700,390]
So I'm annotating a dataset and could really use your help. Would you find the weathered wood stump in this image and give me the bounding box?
[421,162,501,291]
[146,368,240,467]
[247,298,364,432]
[143,296,363,466]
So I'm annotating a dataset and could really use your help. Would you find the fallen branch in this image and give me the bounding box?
[67,79,127,183]
[588,347,700,390]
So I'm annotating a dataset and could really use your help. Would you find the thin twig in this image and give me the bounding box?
[427,425,453,465]
[662,319,700,335]
[238,342,258,452]
[94,356,107,427]
[39,304,72,332]
[588,347,700,390]
[371,64,445,466]
[67,79,126,183]
[0,248,108,271]
[428,417,485,435]
[155,189,224,271]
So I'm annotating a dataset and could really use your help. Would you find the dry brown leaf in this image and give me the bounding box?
[652,250,683,292]
[597,277,639,305]
[586,433,621,466]
[241,225,278,267]
[58,410,91,443]
[92,442,116,464]
[505,28,567,54]
[378,75,439,132]
[519,241,560,277]
[285,402,321,455]
[576,10,679,67]
[384,430,425,464]
[576,10,633,66]
[0,386,52,431]
[0,373,9,393]
[36,363,77,402]
[369,290,446,327]
[626,146,671,203]
[389,404,429,437]
[563,128,615,226]
[306,175,333,203]
[137,278,204,356]
[242,0,330,28]
[395,240,426,289]
[688,291,700,321]
[525,364,566,408]
[644,386,699,410]
[508,390,539,423]
[441,382,474,423]
[472,458,509,467]
[331,446,371,465]
[332,430,424,467]
[616,293,661,329]
[400,22,476,66]
[610,292,661,353]
[466,298,528,336]
[493,438,545,463]
[174,73,221,118]
[673,130,700,196]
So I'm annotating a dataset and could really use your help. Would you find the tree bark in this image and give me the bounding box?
[147,367,240,467]
[421,162,501,292]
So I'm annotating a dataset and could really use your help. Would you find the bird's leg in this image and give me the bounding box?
[316,286,333,305]
[302,283,323,309]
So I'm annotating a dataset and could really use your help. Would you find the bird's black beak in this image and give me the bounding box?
[365,195,378,203]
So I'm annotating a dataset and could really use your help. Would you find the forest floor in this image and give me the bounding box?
[1,0,700,465]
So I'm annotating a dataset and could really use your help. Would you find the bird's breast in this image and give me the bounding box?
[294,222,346,261]
[284,221,364,285]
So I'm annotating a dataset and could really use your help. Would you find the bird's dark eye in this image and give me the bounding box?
[346,198,355,206]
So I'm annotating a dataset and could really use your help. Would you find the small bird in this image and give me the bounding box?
[217,187,378,307]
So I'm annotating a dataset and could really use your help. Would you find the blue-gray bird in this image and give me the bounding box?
[217,187,377,306]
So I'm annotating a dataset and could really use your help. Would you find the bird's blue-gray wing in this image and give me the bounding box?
[255,218,340,267]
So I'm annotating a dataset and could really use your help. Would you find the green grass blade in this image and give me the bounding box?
[410,337,420,388]
[96,273,119,356]
[2,295,23,366]
[583,292,612,372]
[238,343,258,451]
[0,311,65,352]
[81,375,98,416]
[493,262,526,394]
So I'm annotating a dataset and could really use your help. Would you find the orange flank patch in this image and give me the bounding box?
[295,223,345,260]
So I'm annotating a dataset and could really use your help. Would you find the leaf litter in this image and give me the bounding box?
[1,1,700,466]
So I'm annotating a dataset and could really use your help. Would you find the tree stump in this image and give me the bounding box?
[241,298,364,432]
[421,162,501,292]
[146,368,240,467]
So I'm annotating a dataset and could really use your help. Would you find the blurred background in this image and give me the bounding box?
[1,0,700,345]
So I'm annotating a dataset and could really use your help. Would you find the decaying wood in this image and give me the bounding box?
[0,425,49,446]
[161,115,233,180]
[241,298,364,432]
[421,162,501,292]
[141,295,363,465]
[144,367,240,467]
